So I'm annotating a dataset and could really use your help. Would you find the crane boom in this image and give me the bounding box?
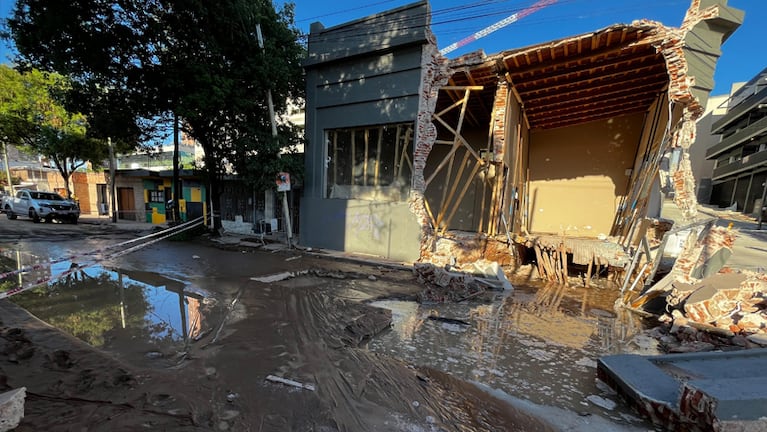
[439,0,558,55]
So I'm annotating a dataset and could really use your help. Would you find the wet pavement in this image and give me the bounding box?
[6,250,224,368]
[1,236,661,430]
[367,282,659,426]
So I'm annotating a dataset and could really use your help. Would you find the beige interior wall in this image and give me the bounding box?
[527,113,645,236]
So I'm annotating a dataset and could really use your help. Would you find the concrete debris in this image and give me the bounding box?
[0,387,26,432]
[466,260,514,291]
[674,226,736,283]
[413,260,512,303]
[598,349,767,432]
[413,262,485,303]
[585,395,616,411]
[642,271,767,352]
[673,272,767,335]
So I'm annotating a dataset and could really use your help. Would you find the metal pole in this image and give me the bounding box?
[172,112,181,223]
[2,141,14,196]
[758,179,767,230]
[108,137,117,223]
[257,23,292,246]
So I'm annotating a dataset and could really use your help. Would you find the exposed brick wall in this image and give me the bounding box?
[408,30,452,259]
[491,80,508,163]
[651,0,726,222]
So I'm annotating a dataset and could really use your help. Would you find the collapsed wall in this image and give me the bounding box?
[406,0,742,279]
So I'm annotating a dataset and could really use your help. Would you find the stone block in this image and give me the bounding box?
[0,387,26,432]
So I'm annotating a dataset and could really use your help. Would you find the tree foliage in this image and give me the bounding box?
[0,65,106,197]
[6,0,307,227]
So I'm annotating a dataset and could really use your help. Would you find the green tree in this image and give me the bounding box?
[6,0,306,229]
[0,65,105,198]
[145,0,306,228]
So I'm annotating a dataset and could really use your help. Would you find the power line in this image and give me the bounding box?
[298,0,687,54]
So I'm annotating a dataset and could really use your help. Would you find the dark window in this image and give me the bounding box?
[325,123,413,201]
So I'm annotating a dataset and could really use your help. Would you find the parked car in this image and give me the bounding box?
[2,189,80,223]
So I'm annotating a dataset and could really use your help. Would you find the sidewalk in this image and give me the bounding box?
[78,214,157,232]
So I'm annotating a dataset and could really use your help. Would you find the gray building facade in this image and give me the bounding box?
[300,1,431,261]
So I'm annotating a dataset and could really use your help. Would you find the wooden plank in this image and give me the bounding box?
[427,89,476,186]
[374,127,382,186]
[394,125,401,177]
[363,129,369,186]
[585,255,594,287]
[351,131,356,186]
[440,86,484,91]
[437,150,471,228]
[332,132,338,187]
[432,115,483,163]
[534,245,546,281]
[423,195,437,229]
[425,137,461,187]
[441,160,481,233]
[398,126,412,177]
[559,243,568,285]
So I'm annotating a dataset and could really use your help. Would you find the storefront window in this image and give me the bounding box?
[325,123,413,201]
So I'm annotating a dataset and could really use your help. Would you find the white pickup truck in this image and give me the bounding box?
[2,189,80,223]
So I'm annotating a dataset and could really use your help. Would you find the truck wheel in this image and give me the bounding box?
[29,208,40,223]
[5,206,16,220]
[70,215,78,225]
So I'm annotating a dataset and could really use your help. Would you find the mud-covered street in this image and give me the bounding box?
[0,218,657,431]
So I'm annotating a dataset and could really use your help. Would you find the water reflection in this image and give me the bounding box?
[368,282,658,425]
[1,249,219,365]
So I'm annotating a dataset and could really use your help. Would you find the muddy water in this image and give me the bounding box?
[2,240,660,430]
[367,281,661,427]
[2,249,224,368]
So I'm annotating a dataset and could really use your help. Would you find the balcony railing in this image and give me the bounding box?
[711,86,767,134]
[706,115,767,159]
[712,149,767,180]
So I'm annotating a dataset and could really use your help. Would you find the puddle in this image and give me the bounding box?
[368,282,659,427]
[1,248,223,368]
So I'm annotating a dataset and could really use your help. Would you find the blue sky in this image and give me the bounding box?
[2,0,763,95]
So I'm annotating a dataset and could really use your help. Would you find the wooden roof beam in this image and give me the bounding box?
[501,36,652,77]
[525,85,661,115]
[526,93,658,119]
[516,64,666,97]
[509,51,662,85]
[528,98,655,125]
[526,73,667,107]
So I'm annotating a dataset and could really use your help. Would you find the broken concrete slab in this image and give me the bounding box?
[682,272,748,323]
[679,377,767,431]
[598,348,767,431]
[0,387,26,432]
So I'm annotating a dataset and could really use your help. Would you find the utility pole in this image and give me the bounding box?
[257,23,293,246]
[108,137,117,223]
[758,180,767,230]
[172,112,181,223]
[2,141,14,196]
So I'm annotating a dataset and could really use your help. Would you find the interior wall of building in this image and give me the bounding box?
[423,127,490,232]
[526,113,644,236]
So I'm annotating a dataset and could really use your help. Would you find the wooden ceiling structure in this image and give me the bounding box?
[440,24,671,131]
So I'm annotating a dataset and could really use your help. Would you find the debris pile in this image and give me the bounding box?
[654,271,767,352]
[413,263,485,303]
[413,260,513,303]
[673,225,736,282]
